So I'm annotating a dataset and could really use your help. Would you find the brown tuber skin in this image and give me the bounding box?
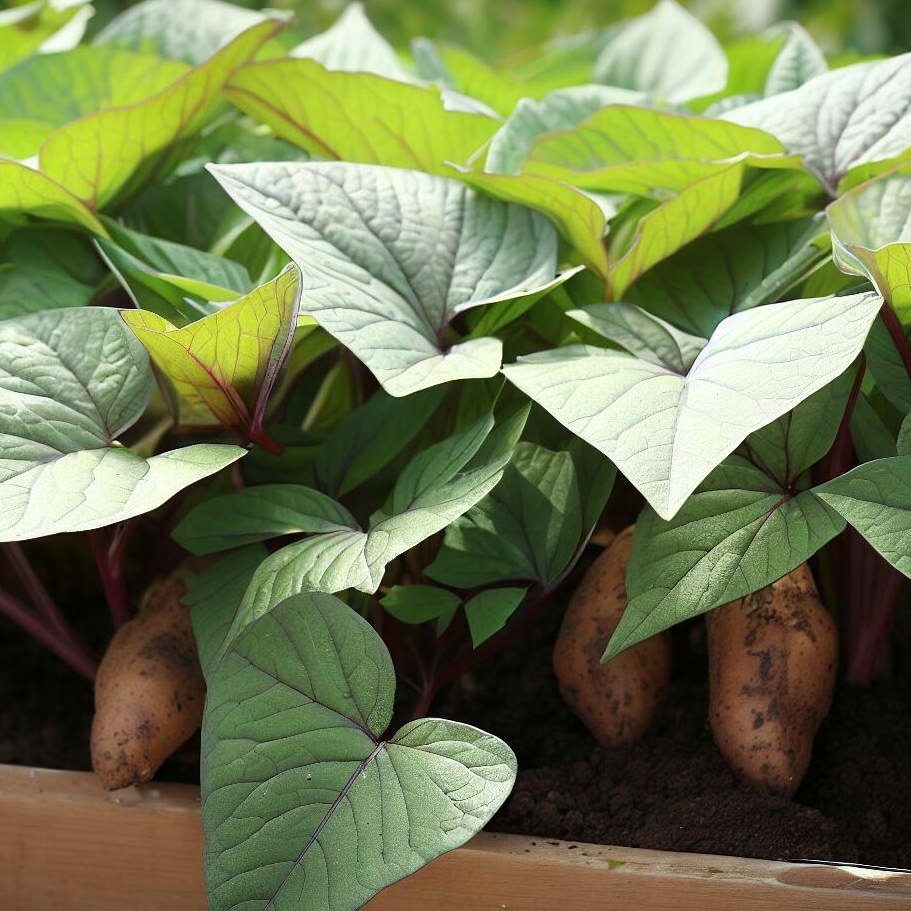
[553,526,672,745]
[91,569,204,790]
[707,563,837,797]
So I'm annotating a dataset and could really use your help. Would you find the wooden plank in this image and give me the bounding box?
[0,765,908,911]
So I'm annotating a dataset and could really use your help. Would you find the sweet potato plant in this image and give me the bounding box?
[3,0,911,906]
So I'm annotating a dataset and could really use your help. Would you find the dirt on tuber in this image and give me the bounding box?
[707,563,837,797]
[553,526,672,745]
[91,568,204,790]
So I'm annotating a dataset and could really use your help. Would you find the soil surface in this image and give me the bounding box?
[447,610,911,868]
[2,544,909,867]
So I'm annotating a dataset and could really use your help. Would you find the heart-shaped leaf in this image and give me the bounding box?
[0,307,244,540]
[723,53,911,193]
[122,264,301,437]
[593,0,727,102]
[202,593,516,911]
[608,375,853,656]
[504,292,881,520]
[210,161,561,396]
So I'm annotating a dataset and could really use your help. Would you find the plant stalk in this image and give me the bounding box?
[88,529,131,629]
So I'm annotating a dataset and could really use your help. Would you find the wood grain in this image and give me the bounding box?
[1,765,908,910]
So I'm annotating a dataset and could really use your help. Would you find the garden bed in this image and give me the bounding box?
[4,594,910,870]
[2,764,910,911]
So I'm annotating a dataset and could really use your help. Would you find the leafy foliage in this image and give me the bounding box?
[6,1,911,908]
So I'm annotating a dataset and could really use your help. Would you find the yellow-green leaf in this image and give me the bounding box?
[226,58,498,174]
[609,164,744,297]
[38,19,282,209]
[523,105,797,194]
[828,162,911,321]
[122,264,302,440]
[0,159,106,234]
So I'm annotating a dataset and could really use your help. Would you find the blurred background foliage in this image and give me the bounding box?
[1,0,906,64]
[69,0,911,61]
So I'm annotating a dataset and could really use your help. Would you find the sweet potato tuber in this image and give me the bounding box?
[553,526,672,745]
[707,563,837,797]
[91,569,204,790]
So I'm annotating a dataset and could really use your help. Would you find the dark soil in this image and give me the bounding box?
[446,610,911,868]
[2,539,909,867]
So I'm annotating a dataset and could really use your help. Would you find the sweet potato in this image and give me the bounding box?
[553,526,672,745]
[707,563,837,797]
[91,569,204,790]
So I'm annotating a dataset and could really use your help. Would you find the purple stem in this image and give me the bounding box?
[0,588,96,681]
[88,529,131,629]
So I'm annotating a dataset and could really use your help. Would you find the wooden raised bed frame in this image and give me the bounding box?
[1,764,909,910]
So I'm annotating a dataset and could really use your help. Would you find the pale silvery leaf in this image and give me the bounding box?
[504,292,881,520]
[568,303,706,373]
[827,164,911,321]
[0,308,244,539]
[764,22,827,95]
[594,0,727,102]
[291,2,413,83]
[210,161,560,396]
[203,594,516,911]
[485,84,645,175]
[94,0,280,64]
[723,53,911,193]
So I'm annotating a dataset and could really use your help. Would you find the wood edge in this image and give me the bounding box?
[2,765,910,906]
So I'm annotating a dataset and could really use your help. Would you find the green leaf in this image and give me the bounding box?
[316,387,445,498]
[0,228,101,318]
[174,484,359,556]
[36,19,281,209]
[523,106,791,194]
[0,46,188,128]
[0,118,51,158]
[202,594,516,911]
[290,2,411,82]
[122,264,301,435]
[569,303,706,373]
[210,161,561,396]
[626,216,829,337]
[864,317,911,414]
[465,587,527,646]
[226,58,498,174]
[723,53,911,193]
[897,413,911,456]
[816,458,911,578]
[485,85,644,175]
[226,409,526,650]
[608,376,854,657]
[504,292,881,520]
[94,0,281,65]
[827,164,911,320]
[381,585,461,624]
[593,0,727,102]
[184,544,268,678]
[0,308,243,540]
[428,442,580,587]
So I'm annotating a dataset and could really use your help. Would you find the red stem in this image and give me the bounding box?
[88,529,131,629]
[0,588,96,681]
[880,302,911,377]
[2,544,97,675]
